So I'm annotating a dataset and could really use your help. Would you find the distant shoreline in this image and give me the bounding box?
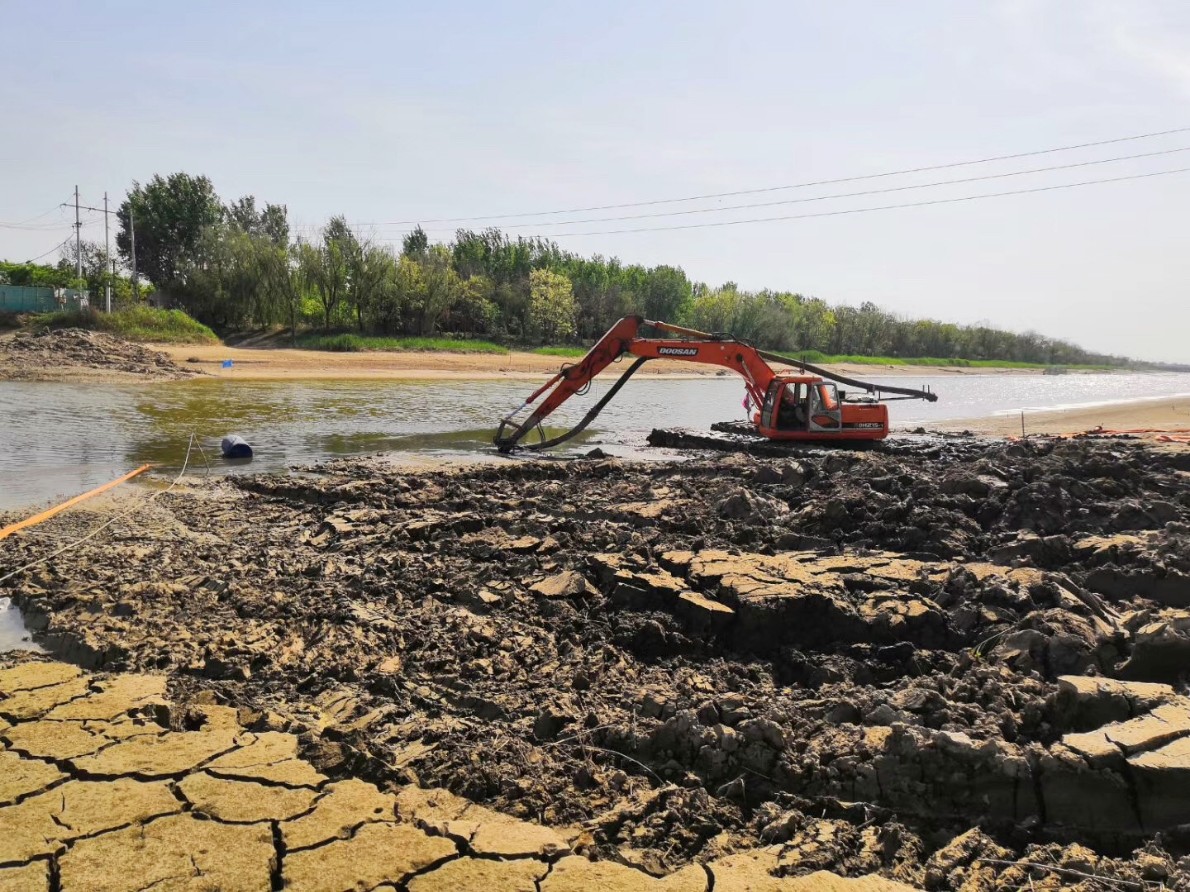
[0,329,1171,384]
[150,342,1066,383]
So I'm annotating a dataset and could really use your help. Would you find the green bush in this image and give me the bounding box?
[297,333,508,354]
[311,333,364,352]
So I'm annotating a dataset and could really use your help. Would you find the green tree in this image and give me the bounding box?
[527,268,576,343]
[350,243,397,332]
[0,261,71,287]
[312,241,347,332]
[308,217,356,331]
[178,226,284,328]
[294,241,325,331]
[115,173,223,291]
[226,196,290,246]
[402,226,429,260]
[269,242,312,343]
[642,265,692,321]
[57,240,108,293]
[417,246,463,335]
[445,274,498,335]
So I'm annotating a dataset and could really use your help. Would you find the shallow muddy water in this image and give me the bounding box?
[0,598,40,651]
[1,371,1188,511]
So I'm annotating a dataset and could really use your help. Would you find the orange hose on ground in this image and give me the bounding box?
[0,465,153,541]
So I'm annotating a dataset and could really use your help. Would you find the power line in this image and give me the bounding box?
[484,144,1190,229]
[0,214,74,231]
[301,162,1190,244]
[533,165,1190,237]
[24,236,74,264]
[352,124,1190,226]
[0,208,103,231]
[0,221,70,231]
[0,199,72,229]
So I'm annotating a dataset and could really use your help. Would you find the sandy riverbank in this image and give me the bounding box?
[931,394,1190,437]
[153,341,1037,382]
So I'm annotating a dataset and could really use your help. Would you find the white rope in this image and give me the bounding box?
[0,434,196,588]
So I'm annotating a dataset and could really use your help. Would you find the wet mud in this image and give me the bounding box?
[4,435,1190,889]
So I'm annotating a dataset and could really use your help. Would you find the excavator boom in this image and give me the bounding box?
[493,316,938,453]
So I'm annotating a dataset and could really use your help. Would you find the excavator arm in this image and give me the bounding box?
[494,317,779,452]
[494,316,647,451]
[493,316,937,453]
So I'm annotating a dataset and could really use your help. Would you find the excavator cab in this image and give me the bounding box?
[760,378,845,436]
[809,382,842,430]
[763,380,804,430]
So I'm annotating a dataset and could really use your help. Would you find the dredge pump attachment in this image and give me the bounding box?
[493,316,938,453]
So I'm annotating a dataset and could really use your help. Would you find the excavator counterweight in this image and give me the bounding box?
[493,316,938,453]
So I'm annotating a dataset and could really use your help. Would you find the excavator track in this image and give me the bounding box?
[647,424,981,457]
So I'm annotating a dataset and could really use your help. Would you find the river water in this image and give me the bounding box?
[1,372,1189,513]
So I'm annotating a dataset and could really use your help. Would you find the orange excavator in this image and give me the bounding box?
[494,316,938,453]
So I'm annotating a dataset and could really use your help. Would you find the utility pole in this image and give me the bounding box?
[62,195,139,304]
[74,185,82,281]
[103,192,111,313]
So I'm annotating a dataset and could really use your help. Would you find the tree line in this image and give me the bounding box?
[0,171,1143,367]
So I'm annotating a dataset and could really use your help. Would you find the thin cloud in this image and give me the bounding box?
[1094,1,1190,98]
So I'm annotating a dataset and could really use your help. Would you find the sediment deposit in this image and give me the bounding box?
[4,435,1190,888]
[0,329,201,381]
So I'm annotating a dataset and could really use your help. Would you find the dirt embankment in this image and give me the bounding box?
[0,329,202,382]
[4,437,1190,889]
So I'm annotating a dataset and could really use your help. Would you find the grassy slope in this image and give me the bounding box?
[33,307,219,345]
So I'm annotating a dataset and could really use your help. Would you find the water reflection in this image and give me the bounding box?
[2,372,1188,511]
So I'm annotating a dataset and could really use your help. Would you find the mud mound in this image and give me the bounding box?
[4,438,1190,889]
[0,327,201,381]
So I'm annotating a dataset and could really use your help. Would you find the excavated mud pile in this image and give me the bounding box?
[0,328,200,381]
[4,437,1190,889]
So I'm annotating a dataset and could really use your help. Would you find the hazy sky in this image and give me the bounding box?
[3,1,1188,361]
